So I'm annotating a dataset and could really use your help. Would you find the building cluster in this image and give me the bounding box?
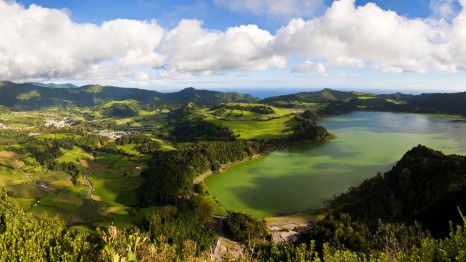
[45,117,76,128]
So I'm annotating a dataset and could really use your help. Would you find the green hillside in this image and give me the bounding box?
[0,82,258,110]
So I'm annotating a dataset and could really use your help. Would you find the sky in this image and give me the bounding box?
[2,0,466,92]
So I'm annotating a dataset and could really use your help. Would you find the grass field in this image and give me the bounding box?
[202,194,227,216]
[16,198,36,210]
[116,144,139,155]
[87,171,143,206]
[57,146,92,164]
[6,183,46,198]
[386,99,408,105]
[39,194,84,212]
[357,96,377,100]
[206,116,296,140]
[96,153,121,166]
[0,166,28,185]
[70,205,104,224]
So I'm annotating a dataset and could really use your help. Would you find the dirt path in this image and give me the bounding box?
[83,171,93,199]
[193,170,214,184]
[13,155,52,194]
[266,214,315,243]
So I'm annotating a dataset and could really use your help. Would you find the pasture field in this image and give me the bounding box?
[206,115,296,140]
[386,99,408,104]
[116,144,139,155]
[57,146,93,164]
[39,194,84,212]
[87,170,143,206]
[0,166,28,185]
[95,153,121,166]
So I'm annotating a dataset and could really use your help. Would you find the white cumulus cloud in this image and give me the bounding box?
[4,0,466,85]
[160,19,286,76]
[0,1,165,81]
[292,61,326,75]
[272,0,466,73]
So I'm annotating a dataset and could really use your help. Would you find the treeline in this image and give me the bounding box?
[288,115,332,142]
[170,121,236,142]
[53,134,109,150]
[142,197,215,254]
[101,103,138,118]
[255,215,466,261]
[30,144,82,185]
[139,140,264,206]
[166,102,236,142]
[211,103,275,115]
[224,211,269,243]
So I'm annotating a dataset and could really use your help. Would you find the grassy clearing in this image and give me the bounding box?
[31,204,55,218]
[36,133,82,140]
[16,198,36,210]
[203,194,227,216]
[112,157,141,168]
[30,171,73,192]
[0,166,27,185]
[0,151,24,168]
[96,153,121,166]
[270,106,294,115]
[116,144,139,155]
[386,99,408,105]
[64,176,89,198]
[87,172,143,206]
[70,205,103,224]
[206,116,296,140]
[357,96,376,100]
[39,194,84,212]
[6,183,46,198]
[31,202,75,222]
[57,146,92,164]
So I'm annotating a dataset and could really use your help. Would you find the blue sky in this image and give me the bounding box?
[3,0,466,92]
[17,0,437,31]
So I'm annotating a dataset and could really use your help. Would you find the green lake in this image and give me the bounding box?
[205,112,466,217]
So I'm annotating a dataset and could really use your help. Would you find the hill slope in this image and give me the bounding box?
[332,145,466,237]
[0,82,258,109]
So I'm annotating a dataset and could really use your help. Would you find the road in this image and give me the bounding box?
[83,171,93,199]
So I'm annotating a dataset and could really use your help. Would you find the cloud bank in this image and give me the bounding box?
[0,1,164,82]
[3,0,466,84]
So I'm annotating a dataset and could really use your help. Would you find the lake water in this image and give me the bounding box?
[205,112,466,217]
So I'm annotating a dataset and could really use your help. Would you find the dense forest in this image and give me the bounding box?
[139,140,264,205]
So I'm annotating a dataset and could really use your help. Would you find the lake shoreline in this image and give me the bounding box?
[204,112,466,218]
[193,153,265,185]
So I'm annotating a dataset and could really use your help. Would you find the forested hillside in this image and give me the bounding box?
[0,82,258,109]
[331,145,466,237]
[254,145,466,261]
[261,88,466,116]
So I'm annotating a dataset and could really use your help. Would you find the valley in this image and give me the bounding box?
[0,82,466,260]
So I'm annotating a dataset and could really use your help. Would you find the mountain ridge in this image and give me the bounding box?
[0,82,259,109]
